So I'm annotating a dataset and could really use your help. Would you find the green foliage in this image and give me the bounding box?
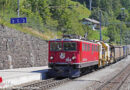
[0,0,91,39]
[0,0,129,43]
[22,0,51,24]
[121,0,130,12]
[86,0,130,44]
[106,20,128,44]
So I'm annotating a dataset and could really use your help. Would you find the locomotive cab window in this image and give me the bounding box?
[63,42,77,51]
[88,44,90,51]
[94,45,95,51]
[96,46,98,51]
[85,44,87,51]
[82,43,85,51]
[92,45,93,51]
[50,42,62,51]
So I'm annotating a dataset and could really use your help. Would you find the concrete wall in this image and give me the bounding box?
[0,25,48,70]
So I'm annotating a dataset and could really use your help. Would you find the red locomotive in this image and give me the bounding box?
[48,35,99,77]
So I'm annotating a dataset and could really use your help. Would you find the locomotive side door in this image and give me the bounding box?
[81,42,88,63]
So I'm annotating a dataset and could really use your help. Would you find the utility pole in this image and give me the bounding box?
[89,0,92,11]
[120,22,122,45]
[120,8,125,45]
[17,0,20,17]
[99,10,102,41]
[125,31,128,46]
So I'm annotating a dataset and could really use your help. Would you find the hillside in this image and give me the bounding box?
[0,0,130,43]
[73,0,130,43]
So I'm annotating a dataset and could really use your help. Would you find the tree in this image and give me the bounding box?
[50,0,72,32]
[22,0,51,24]
[38,0,51,24]
[112,0,122,17]
[121,0,130,11]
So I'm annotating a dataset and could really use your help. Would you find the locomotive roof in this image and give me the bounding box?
[49,39,98,44]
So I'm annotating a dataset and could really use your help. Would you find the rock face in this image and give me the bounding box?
[0,25,48,70]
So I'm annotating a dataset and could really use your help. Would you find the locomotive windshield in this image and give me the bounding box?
[63,42,77,51]
[50,42,62,51]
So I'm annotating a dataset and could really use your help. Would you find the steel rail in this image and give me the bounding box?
[10,78,70,90]
[96,64,130,90]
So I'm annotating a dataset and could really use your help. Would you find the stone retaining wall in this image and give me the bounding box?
[0,25,48,69]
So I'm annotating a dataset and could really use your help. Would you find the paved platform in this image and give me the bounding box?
[0,66,49,88]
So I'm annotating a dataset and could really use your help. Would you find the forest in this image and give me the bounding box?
[0,0,130,44]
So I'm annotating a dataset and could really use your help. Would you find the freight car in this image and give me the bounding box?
[126,45,130,55]
[110,45,124,62]
[123,46,128,57]
[48,35,128,78]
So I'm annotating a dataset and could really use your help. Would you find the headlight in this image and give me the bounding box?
[50,56,54,60]
[72,56,76,60]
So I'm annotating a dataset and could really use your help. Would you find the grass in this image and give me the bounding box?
[0,17,57,40]
[0,15,109,41]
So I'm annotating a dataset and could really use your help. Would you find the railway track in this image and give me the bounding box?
[5,61,129,90]
[10,78,70,90]
[96,64,130,90]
